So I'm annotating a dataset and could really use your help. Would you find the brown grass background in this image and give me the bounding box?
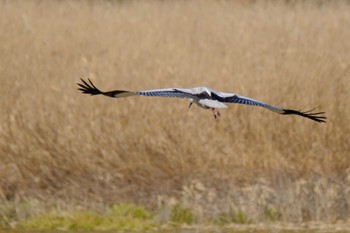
[0,0,349,224]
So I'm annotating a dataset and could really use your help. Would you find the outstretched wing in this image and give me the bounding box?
[136,88,194,99]
[77,78,194,99]
[212,92,326,123]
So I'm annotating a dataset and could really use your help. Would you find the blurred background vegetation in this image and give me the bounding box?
[0,0,349,230]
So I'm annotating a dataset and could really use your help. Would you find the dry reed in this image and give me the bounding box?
[0,0,349,225]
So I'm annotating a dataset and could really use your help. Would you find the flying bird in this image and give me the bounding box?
[77,78,326,123]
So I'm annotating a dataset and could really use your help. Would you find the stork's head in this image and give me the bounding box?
[188,98,194,108]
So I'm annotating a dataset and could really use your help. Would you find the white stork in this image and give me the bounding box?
[77,79,326,123]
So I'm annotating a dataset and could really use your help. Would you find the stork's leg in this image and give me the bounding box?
[211,108,216,119]
[211,108,221,119]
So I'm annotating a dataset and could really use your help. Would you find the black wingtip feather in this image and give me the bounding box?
[282,108,327,123]
[77,78,103,95]
[77,78,133,98]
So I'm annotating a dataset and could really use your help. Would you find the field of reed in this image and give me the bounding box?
[0,0,349,229]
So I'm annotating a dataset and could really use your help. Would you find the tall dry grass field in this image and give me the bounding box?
[0,0,350,224]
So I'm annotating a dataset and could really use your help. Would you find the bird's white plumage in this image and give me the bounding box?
[175,87,214,95]
[198,99,228,109]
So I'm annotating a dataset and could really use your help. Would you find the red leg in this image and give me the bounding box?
[211,108,220,119]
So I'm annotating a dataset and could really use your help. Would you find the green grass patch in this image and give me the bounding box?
[263,208,282,222]
[216,210,252,225]
[108,203,153,219]
[20,204,158,231]
[170,204,194,225]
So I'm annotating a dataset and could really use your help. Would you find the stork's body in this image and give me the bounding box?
[77,79,326,123]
